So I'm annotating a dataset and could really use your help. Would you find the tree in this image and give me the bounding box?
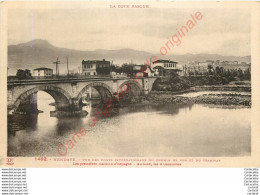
[243,68,251,80]
[111,65,123,73]
[16,69,32,80]
[24,69,31,77]
[207,65,214,75]
[96,66,111,75]
[237,68,244,81]
[121,64,134,76]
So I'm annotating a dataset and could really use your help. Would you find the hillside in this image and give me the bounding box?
[8,39,251,75]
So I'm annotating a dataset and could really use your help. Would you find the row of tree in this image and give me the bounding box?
[188,67,251,85]
[153,67,251,92]
[189,66,251,80]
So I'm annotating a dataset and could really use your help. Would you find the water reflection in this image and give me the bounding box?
[8,92,251,157]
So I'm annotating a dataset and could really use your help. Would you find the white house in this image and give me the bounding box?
[152,60,182,76]
[33,68,53,78]
[82,59,110,76]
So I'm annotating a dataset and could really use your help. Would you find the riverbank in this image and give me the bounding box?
[193,84,251,92]
[129,89,251,108]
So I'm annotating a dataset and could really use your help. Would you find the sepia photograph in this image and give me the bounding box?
[1,1,260,167]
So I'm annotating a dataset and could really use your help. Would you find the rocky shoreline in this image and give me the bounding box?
[192,85,251,92]
[130,90,251,108]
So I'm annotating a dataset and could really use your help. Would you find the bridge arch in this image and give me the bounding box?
[13,85,72,112]
[117,80,143,102]
[76,82,114,106]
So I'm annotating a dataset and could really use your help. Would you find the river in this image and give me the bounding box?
[8,91,251,157]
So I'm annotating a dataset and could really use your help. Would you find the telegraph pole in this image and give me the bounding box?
[66,56,69,77]
[53,57,60,76]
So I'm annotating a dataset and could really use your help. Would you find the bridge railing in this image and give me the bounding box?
[7,75,158,85]
[7,75,112,82]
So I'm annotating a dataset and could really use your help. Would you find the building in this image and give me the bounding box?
[198,62,209,67]
[133,65,155,78]
[82,59,110,76]
[152,59,182,76]
[185,61,211,75]
[33,68,53,78]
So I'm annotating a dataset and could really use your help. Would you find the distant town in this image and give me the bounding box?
[9,57,251,80]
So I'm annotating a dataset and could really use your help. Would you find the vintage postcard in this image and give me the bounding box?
[0,1,259,167]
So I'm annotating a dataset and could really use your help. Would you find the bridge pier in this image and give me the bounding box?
[16,93,38,114]
[49,98,88,118]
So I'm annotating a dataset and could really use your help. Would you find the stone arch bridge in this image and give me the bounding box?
[7,77,157,115]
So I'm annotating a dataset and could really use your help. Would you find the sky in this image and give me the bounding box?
[8,6,251,56]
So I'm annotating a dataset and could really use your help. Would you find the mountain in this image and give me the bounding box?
[8,39,251,75]
[17,39,53,48]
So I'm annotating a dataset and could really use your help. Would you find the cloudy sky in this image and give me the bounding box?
[8,6,251,56]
